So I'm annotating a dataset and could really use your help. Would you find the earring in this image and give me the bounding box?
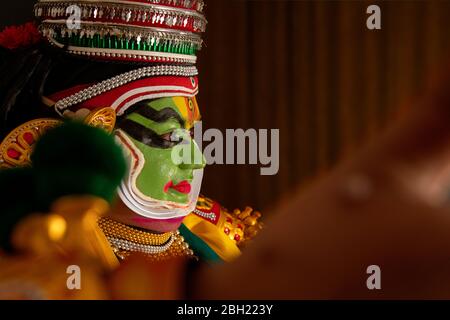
[84,107,116,134]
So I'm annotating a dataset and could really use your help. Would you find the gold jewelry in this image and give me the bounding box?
[110,231,194,262]
[98,217,172,246]
[97,217,194,261]
[0,107,116,169]
[84,107,116,134]
[0,118,62,168]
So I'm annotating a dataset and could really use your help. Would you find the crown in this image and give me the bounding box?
[34,0,207,64]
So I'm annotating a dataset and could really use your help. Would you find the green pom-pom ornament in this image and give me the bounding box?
[0,121,127,251]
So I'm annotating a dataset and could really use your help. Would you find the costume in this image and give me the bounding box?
[0,0,262,297]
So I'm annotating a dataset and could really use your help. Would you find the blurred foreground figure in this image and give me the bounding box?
[0,122,186,299]
[193,62,450,299]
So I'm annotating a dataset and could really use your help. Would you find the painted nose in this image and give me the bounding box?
[179,139,206,170]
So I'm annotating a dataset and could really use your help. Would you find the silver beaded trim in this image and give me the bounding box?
[107,234,175,254]
[65,46,196,64]
[37,0,205,13]
[193,208,216,222]
[35,1,207,32]
[54,64,198,116]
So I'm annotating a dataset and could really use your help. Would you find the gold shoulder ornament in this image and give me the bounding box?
[0,107,116,169]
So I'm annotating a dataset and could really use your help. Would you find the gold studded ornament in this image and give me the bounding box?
[83,107,116,134]
[0,107,117,169]
[98,217,172,246]
[97,217,195,262]
[0,118,61,168]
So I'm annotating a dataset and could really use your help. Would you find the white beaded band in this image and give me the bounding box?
[107,234,175,254]
[53,64,198,116]
[193,208,216,222]
[64,45,197,64]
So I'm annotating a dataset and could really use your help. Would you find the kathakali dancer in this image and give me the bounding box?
[0,0,262,298]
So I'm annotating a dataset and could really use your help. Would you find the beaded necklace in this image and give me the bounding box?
[98,217,194,261]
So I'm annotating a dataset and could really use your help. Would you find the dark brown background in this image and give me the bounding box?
[197,0,450,213]
[2,0,450,213]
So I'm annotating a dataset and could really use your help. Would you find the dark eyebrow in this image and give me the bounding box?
[132,101,185,127]
[118,119,178,149]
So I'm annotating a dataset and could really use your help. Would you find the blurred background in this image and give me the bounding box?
[2,0,450,213]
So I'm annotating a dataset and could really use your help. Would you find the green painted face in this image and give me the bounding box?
[118,96,205,204]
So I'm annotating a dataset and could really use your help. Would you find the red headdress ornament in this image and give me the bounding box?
[0,22,42,50]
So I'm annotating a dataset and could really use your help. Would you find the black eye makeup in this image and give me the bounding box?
[160,131,183,144]
[136,105,185,128]
[118,119,181,149]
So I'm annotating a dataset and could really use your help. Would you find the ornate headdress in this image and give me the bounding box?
[33,0,206,118]
[34,0,206,64]
[0,1,264,265]
[0,0,208,220]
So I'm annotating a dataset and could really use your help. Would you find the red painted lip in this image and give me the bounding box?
[163,180,191,194]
